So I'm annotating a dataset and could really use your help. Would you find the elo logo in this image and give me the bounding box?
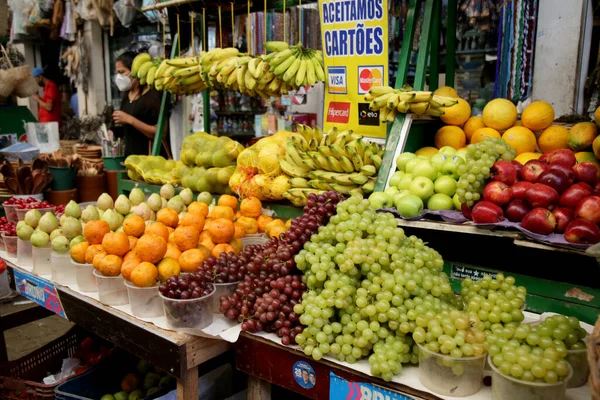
[327,102,351,124]
[358,66,384,94]
[327,66,347,94]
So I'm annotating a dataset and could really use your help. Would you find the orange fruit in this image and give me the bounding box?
[124,251,137,261]
[200,237,215,251]
[121,374,140,393]
[218,194,239,210]
[173,225,200,251]
[240,197,262,218]
[121,254,142,280]
[123,215,145,238]
[265,219,285,235]
[233,223,245,239]
[470,127,501,144]
[164,243,182,260]
[197,244,212,260]
[136,234,167,264]
[234,210,243,220]
[433,86,458,98]
[128,236,138,252]
[180,213,205,232]
[157,258,181,282]
[86,244,105,264]
[179,249,206,273]
[157,208,179,228]
[284,219,292,229]
[482,98,517,130]
[187,202,209,217]
[257,215,273,232]
[230,237,243,254]
[84,220,110,245]
[209,206,235,221]
[515,152,543,165]
[538,126,570,153]
[521,100,555,132]
[70,242,89,264]
[102,232,130,256]
[415,147,438,158]
[130,262,159,287]
[501,126,537,155]
[595,107,600,128]
[203,218,213,230]
[199,230,212,242]
[212,243,235,258]
[568,122,598,152]
[208,218,235,244]
[236,216,259,234]
[268,225,286,239]
[92,251,106,269]
[97,254,123,277]
[594,136,600,159]
[145,222,170,242]
[434,126,466,149]
[440,98,471,126]
[463,116,486,141]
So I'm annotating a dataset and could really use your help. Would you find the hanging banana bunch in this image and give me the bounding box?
[366,85,459,123]
[263,41,325,88]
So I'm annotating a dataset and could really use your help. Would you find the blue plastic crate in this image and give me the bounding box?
[55,350,172,400]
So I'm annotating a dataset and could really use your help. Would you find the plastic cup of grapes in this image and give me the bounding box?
[417,342,486,397]
[125,281,164,319]
[212,281,239,312]
[241,235,269,249]
[489,354,572,400]
[71,260,97,292]
[159,275,215,330]
[2,233,17,258]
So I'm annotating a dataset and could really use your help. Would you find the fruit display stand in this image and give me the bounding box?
[0,256,230,400]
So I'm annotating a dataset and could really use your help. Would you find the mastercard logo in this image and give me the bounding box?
[358,66,384,94]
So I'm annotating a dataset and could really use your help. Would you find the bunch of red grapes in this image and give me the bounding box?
[55,204,66,216]
[196,245,263,284]
[0,219,16,236]
[220,191,342,345]
[159,274,214,300]
[4,197,54,210]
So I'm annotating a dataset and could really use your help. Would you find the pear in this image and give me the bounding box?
[147,193,162,212]
[160,183,175,200]
[65,200,82,218]
[129,188,145,206]
[70,235,85,248]
[51,235,70,253]
[16,221,34,241]
[101,209,121,231]
[134,203,153,221]
[38,213,59,234]
[81,205,99,223]
[50,228,63,241]
[30,229,50,248]
[97,193,114,211]
[167,195,185,213]
[24,209,41,228]
[115,195,132,215]
[61,216,82,240]
[197,191,213,205]
[180,188,193,205]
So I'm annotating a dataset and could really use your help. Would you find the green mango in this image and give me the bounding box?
[128,389,143,400]
[113,392,128,400]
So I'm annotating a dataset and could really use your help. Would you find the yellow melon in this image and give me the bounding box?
[440,98,471,126]
[501,126,537,155]
[482,99,517,131]
[515,152,542,165]
[433,86,458,98]
[537,126,570,153]
[470,127,501,144]
[521,101,554,131]
[434,126,466,149]
[595,107,600,128]
[568,122,598,152]
[463,116,486,142]
[415,147,438,158]
[593,136,600,160]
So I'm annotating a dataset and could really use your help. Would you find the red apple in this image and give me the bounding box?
[564,218,600,244]
[521,208,556,235]
[536,169,570,193]
[524,183,559,209]
[572,162,598,184]
[574,196,600,224]
[461,203,473,220]
[559,182,592,208]
[548,163,575,185]
[483,181,513,206]
[511,160,523,180]
[472,201,504,223]
[552,207,574,233]
[505,199,530,222]
[0,259,5,274]
[593,182,600,196]
[522,160,548,183]
[512,181,534,200]
[539,149,577,168]
[491,161,518,186]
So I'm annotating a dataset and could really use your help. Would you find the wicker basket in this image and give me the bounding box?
[588,316,600,399]
[59,140,78,156]
[0,69,15,98]
[13,73,38,98]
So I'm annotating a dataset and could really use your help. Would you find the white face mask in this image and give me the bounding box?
[115,73,132,92]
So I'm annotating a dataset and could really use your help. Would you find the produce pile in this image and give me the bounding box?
[124,156,178,185]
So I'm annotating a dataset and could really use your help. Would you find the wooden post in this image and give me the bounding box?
[413,0,434,90]
[428,0,441,91]
[152,34,179,156]
[445,0,457,87]
[394,0,420,89]
[176,366,198,400]
[80,20,107,117]
[247,376,271,400]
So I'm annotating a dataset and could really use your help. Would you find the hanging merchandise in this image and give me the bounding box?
[61,33,89,93]
[7,0,34,41]
[59,0,76,41]
[50,0,64,40]
[113,0,142,28]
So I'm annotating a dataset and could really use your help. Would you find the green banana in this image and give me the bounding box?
[363,179,375,194]
[309,180,333,190]
[339,156,355,173]
[370,155,382,169]
[361,165,377,176]
[289,177,310,188]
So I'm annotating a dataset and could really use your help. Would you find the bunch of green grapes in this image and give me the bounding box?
[456,137,516,207]
[531,314,587,350]
[461,274,527,331]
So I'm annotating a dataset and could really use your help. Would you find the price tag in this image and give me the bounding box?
[329,373,416,400]
[14,269,66,318]
[450,262,495,281]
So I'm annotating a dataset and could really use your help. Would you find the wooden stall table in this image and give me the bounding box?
[4,259,231,400]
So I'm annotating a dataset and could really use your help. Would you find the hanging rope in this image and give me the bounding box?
[231,2,235,47]
[203,8,207,51]
[190,12,195,56]
[162,15,167,58]
[247,0,251,54]
[218,6,223,47]
[263,0,267,53]
[283,0,286,43]
[298,0,301,44]
[177,14,181,56]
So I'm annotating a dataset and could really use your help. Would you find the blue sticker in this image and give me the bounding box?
[14,269,66,318]
[293,360,316,389]
[329,372,416,399]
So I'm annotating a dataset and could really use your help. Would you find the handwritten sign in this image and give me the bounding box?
[13,269,66,318]
[450,262,496,281]
[329,372,415,400]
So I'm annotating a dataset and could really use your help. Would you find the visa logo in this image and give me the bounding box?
[327,66,347,94]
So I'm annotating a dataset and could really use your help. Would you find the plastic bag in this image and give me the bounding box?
[7,0,34,40]
[75,0,94,21]
[113,0,141,28]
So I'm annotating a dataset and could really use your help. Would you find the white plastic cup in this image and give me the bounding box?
[0,270,11,299]
[566,347,589,388]
[2,234,17,258]
[160,286,215,330]
[17,238,32,267]
[72,261,97,292]
[241,235,269,249]
[489,355,571,400]
[93,269,128,306]
[51,252,76,285]
[125,281,164,318]
[417,342,486,397]
[32,245,52,275]
[212,281,239,312]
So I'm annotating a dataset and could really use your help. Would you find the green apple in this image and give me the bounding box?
[389,171,405,188]
[405,158,421,173]
[427,193,455,211]
[393,191,412,209]
[398,173,413,190]
[455,149,467,161]
[453,194,462,211]
[434,176,457,197]
[395,194,424,218]
[411,160,438,181]
[385,186,400,196]
[409,176,435,201]
[430,153,449,170]
[441,156,465,179]
[395,152,416,172]
[368,192,392,209]
[438,146,457,156]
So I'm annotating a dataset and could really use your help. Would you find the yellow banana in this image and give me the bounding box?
[368,86,394,96]
[282,57,302,82]
[295,59,308,87]
[306,58,317,86]
[166,57,198,67]
[132,53,151,77]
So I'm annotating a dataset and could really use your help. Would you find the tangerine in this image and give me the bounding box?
[179,213,205,232]
[208,218,235,243]
[85,244,105,264]
[179,249,206,273]
[173,225,200,251]
[157,258,181,282]
[102,232,130,256]
[123,215,145,238]
[130,262,159,287]
[187,202,209,217]
[236,216,259,234]
[156,208,179,228]
[197,244,212,260]
[128,236,138,252]
[97,254,123,276]
[84,220,110,245]
[268,225,286,239]
[230,237,243,254]
[209,206,235,221]
[240,197,262,218]
[70,242,89,264]
[164,243,182,260]
[92,251,107,269]
[136,234,167,264]
[212,243,235,258]
[218,194,239,210]
[144,222,170,241]
[200,237,215,251]
[121,255,142,280]
[257,215,273,232]
[233,222,245,238]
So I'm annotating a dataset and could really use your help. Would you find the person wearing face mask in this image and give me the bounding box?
[31,67,62,124]
[112,51,163,156]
